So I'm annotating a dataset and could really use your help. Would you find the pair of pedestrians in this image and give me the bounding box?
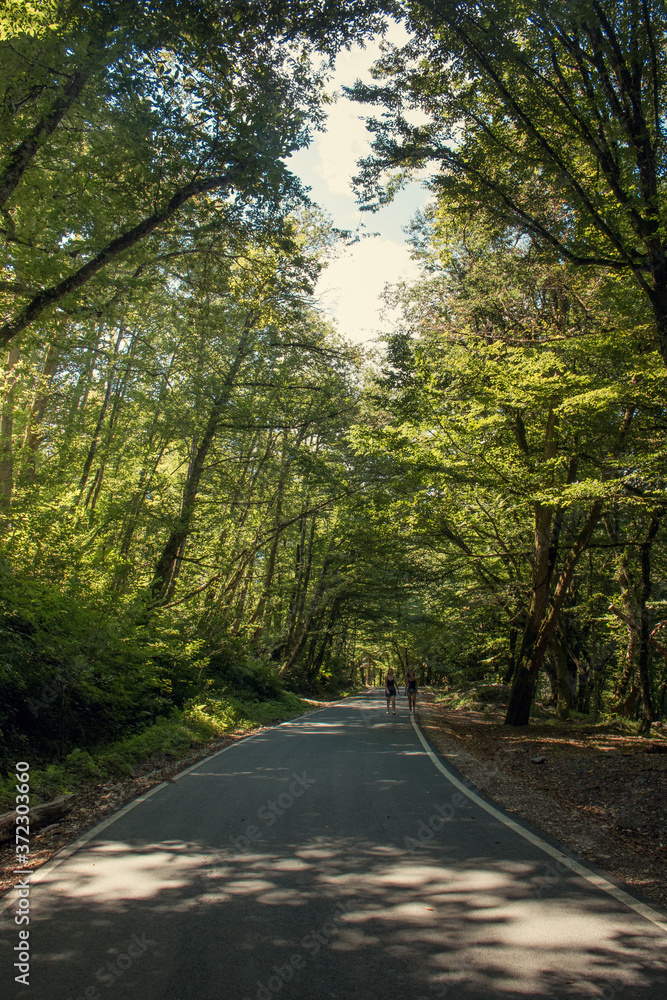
[385,669,418,714]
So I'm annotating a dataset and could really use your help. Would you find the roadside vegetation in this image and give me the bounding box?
[2,0,667,809]
[0,689,311,813]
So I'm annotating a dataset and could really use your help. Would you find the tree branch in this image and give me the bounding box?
[0,165,245,348]
[0,69,89,210]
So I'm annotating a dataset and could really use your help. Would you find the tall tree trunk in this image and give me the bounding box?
[614,548,640,716]
[60,330,101,459]
[231,558,255,632]
[505,499,604,725]
[22,339,61,478]
[115,347,181,576]
[282,438,320,648]
[250,427,307,638]
[638,514,662,734]
[149,314,255,604]
[366,655,373,687]
[286,513,317,650]
[552,633,576,721]
[505,406,561,722]
[201,435,275,624]
[117,445,167,559]
[281,551,333,675]
[77,326,124,497]
[285,508,309,639]
[86,327,138,511]
[503,626,519,683]
[505,406,634,726]
[0,344,21,514]
[221,550,255,622]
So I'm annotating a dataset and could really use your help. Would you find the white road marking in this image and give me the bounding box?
[1,702,340,915]
[9,693,663,941]
[410,712,667,935]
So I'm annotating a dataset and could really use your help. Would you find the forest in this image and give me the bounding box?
[1,0,666,803]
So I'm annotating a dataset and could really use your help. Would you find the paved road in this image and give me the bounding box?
[2,692,667,999]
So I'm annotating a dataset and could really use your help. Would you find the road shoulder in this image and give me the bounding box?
[417,701,667,912]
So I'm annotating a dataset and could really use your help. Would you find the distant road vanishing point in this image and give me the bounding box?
[2,691,666,999]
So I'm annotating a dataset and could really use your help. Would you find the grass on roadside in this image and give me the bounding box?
[0,691,310,813]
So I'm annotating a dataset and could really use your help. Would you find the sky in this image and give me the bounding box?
[287,25,429,346]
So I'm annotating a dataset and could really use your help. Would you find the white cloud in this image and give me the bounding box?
[313,100,371,197]
[313,27,411,199]
[290,26,427,345]
[316,236,420,343]
[331,22,410,88]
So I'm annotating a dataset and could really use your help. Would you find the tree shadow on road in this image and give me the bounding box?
[14,830,667,1000]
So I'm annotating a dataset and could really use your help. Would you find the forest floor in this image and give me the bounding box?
[0,697,329,899]
[418,699,667,911]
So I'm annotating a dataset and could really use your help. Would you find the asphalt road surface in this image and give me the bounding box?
[2,692,667,999]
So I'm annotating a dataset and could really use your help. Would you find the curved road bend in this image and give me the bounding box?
[2,691,666,999]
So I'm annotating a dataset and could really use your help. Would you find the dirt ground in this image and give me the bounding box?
[418,699,667,911]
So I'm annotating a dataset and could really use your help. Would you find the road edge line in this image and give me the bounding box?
[1,696,353,916]
[410,713,667,935]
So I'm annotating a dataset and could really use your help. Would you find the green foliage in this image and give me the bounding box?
[0,567,166,767]
[0,691,309,811]
[0,198,375,762]
[0,0,392,347]
[3,1,667,762]
[343,201,667,724]
[0,0,59,38]
[208,654,285,700]
[351,1,667,359]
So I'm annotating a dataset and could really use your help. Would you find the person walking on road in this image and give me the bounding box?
[385,669,398,714]
[405,669,418,713]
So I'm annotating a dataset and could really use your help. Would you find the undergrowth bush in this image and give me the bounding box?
[0,691,309,812]
[0,570,211,771]
[205,649,284,699]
